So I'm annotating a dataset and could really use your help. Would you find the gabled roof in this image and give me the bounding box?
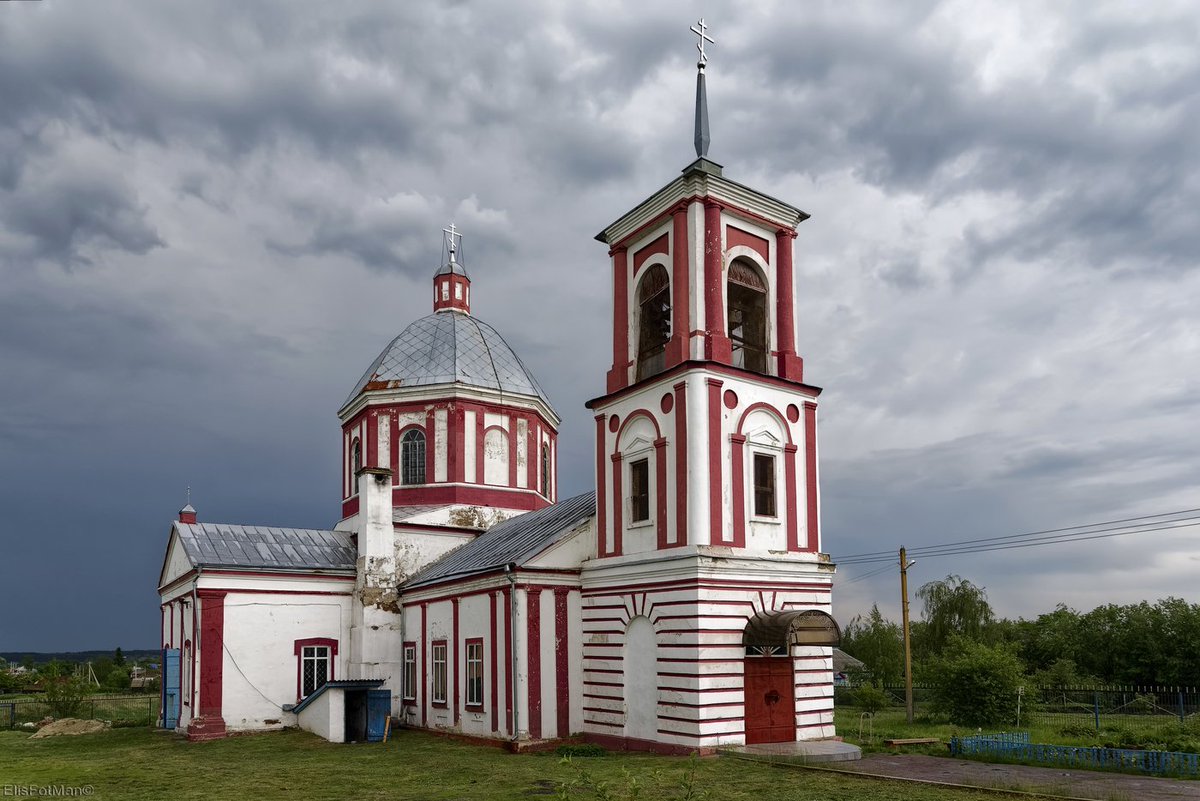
[173,522,356,573]
[403,491,595,590]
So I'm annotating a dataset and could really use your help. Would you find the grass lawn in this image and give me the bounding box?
[0,726,1050,801]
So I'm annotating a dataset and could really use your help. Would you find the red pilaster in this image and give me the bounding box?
[606,246,631,392]
[703,200,731,362]
[775,229,804,380]
[595,415,608,557]
[475,406,486,484]
[729,433,746,547]
[190,589,227,740]
[654,437,669,549]
[366,413,378,471]
[526,587,543,739]
[784,444,800,551]
[706,378,724,545]
[452,598,461,725]
[450,406,464,483]
[425,408,436,483]
[666,203,691,367]
[673,381,688,547]
[554,588,570,738]
[610,452,624,557]
[803,402,820,552]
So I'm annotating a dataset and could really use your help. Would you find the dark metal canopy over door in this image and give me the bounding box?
[743,609,841,650]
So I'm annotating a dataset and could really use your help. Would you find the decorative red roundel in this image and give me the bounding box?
[786,404,801,423]
[608,414,620,433]
[660,394,674,414]
[723,389,738,409]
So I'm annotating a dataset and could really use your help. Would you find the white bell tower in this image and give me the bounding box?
[577,21,840,753]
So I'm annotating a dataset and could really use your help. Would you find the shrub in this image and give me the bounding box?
[927,637,1025,727]
[853,684,891,715]
[40,668,91,718]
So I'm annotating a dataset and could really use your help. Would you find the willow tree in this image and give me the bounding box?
[916,574,995,657]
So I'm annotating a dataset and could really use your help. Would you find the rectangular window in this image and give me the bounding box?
[454,283,463,300]
[465,638,484,708]
[402,643,417,701]
[431,641,447,705]
[301,646,330,698]
[629,458,650,522]
[753,453,776,517]
[441,282,450,301]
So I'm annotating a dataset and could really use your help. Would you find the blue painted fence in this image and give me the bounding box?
[950,731,1200,777]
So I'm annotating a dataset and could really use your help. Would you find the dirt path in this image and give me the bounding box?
[835,754,1200,800]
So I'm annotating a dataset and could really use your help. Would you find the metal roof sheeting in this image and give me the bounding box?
[403,491,596,590]
[344,311,552,408]
[175,522,356,573]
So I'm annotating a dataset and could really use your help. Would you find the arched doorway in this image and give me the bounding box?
[742,610,840,744]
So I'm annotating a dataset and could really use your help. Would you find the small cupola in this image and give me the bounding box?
[433,223,471,314]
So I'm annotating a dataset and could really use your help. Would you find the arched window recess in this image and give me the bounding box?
[728,260,768,374]
[636,264,671,381]
[400,428,426,485]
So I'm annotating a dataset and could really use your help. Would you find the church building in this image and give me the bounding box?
[156,25,840,751]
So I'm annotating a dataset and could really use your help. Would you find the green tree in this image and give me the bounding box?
[841,605,904,686]
[113,647,126,667]
[928,637,1025,727]
[915,574,995,658]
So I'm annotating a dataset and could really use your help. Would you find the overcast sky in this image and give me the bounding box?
[1,0,1197,651]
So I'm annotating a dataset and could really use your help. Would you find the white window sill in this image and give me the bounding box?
[627,519,654,530]
[750,515,781,525]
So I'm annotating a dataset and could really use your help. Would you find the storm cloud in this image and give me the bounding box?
[0,0,1196,649]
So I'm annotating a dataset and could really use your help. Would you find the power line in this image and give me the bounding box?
[834,518,1200,567]
[833,507,1200,562]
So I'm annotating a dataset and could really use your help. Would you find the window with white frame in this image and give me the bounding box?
[629,458,650,522]
[465,639,484,707]
[431,641,448,704]
[402,643,417,701]
[300,645,331,698]
[401,428,426,485]
[753,452,777,517]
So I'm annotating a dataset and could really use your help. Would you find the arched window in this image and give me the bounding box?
[728,260,768,374]
[351,438,362,486]
[540,443,550,497]
[484,429,509,486]
[636,264,671,381]
[401,428,426,485]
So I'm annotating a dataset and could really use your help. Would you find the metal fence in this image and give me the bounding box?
[950,730,1200,777]
[836,684,1200,735]
[1,694,159,728]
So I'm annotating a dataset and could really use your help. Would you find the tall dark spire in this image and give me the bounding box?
[690,18,715,159]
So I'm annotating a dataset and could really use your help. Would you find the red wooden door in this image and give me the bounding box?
[744,657,796,744]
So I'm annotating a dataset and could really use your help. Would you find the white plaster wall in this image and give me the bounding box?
[464,410,476,482]
[538,588,556,738]
[434,408,448,482]
[394,526,477,580]
[218,585,351,732]
[516,418,528,488]
[297,688,344,743]
[377,413,391,472]
[483,428,508,486]
[458,593,493,737]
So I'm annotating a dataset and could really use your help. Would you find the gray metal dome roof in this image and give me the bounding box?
[344,311,552,409]
[435,260,469,277]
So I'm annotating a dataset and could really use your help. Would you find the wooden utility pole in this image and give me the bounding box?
[899,547,915,724]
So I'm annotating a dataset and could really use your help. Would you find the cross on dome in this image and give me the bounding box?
[443,222,462,262]
[690,18,715,67]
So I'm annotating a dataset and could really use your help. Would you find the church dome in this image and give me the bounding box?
[343,311,552,409]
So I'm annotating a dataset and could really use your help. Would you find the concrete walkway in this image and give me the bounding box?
[835,754,1200,800]
[723,739,863,764]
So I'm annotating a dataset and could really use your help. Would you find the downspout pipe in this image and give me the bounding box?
[505,563,519,741]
